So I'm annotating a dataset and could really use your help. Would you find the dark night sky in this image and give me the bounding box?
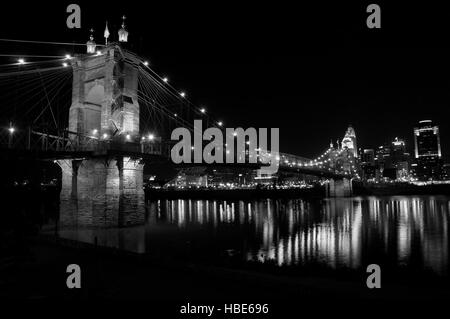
[2,1,450,159]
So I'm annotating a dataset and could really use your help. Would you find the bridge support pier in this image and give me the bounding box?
[326,178,353,197]
[57,157,145,227]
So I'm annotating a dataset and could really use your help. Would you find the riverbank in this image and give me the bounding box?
[145,183,450,200]
[354,182,450,196]
[145,186,325,200]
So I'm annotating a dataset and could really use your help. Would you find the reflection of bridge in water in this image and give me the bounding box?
[53,196,449,276]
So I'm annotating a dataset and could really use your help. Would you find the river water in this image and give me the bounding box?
[46,196,450,277]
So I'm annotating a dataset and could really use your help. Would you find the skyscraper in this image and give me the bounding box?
[361,149,376,180]
[413,120,443,180]
[414,120,441,158]
[390,138,410,179]
[341,125,358,157]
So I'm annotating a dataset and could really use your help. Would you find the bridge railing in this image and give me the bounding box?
[0,127,167,157]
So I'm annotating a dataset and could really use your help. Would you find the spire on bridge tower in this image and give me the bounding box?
[104,21,110,45]
[330,140,334,148]
[86,28,96,53]
[118,15,129,43]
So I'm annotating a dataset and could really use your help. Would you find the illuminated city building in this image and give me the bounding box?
[390,138,410,179]
[372,138,411,181]
[341,125,358,157]
[361,149,376,180]
[361,149,375,165]
[375,144,391,179]
[413,120,443,181]
[414,120,441,158]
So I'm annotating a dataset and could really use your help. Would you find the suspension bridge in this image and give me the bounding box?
[0,24,359,218]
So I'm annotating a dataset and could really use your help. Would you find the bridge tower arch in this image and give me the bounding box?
[69,44,140,139]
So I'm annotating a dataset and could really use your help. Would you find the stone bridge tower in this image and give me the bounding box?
[58,28,145,228]
[69,43,140,139]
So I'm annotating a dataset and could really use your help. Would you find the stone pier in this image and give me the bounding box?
[326,178,353,197]
[57,156,145,228]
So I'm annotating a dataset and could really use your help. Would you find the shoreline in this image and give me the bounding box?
[145,187,324,200]
[144,183,450,200]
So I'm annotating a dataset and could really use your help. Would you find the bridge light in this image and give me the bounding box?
[217,121,223,126]
[102,133,108,139]
[191,146,195,150]
[141,136,146,141]
[62,62,68,67]
[96,50,102,56]
[8,127,15,134]
[180,92,186,98]
[17,58,25,65]
[233,132,238,137]
[148,134,154,140]
[92,129,98,135]
[65,54,72,60]
[126,134,131,140]
[200,108,206,113]
[174,113,178,117]
[143,61,149,66]
[163,77,169,83]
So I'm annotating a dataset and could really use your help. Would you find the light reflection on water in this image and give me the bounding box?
[52,196,450,276]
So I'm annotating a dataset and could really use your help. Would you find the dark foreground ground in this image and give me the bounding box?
[1,234,449,317]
